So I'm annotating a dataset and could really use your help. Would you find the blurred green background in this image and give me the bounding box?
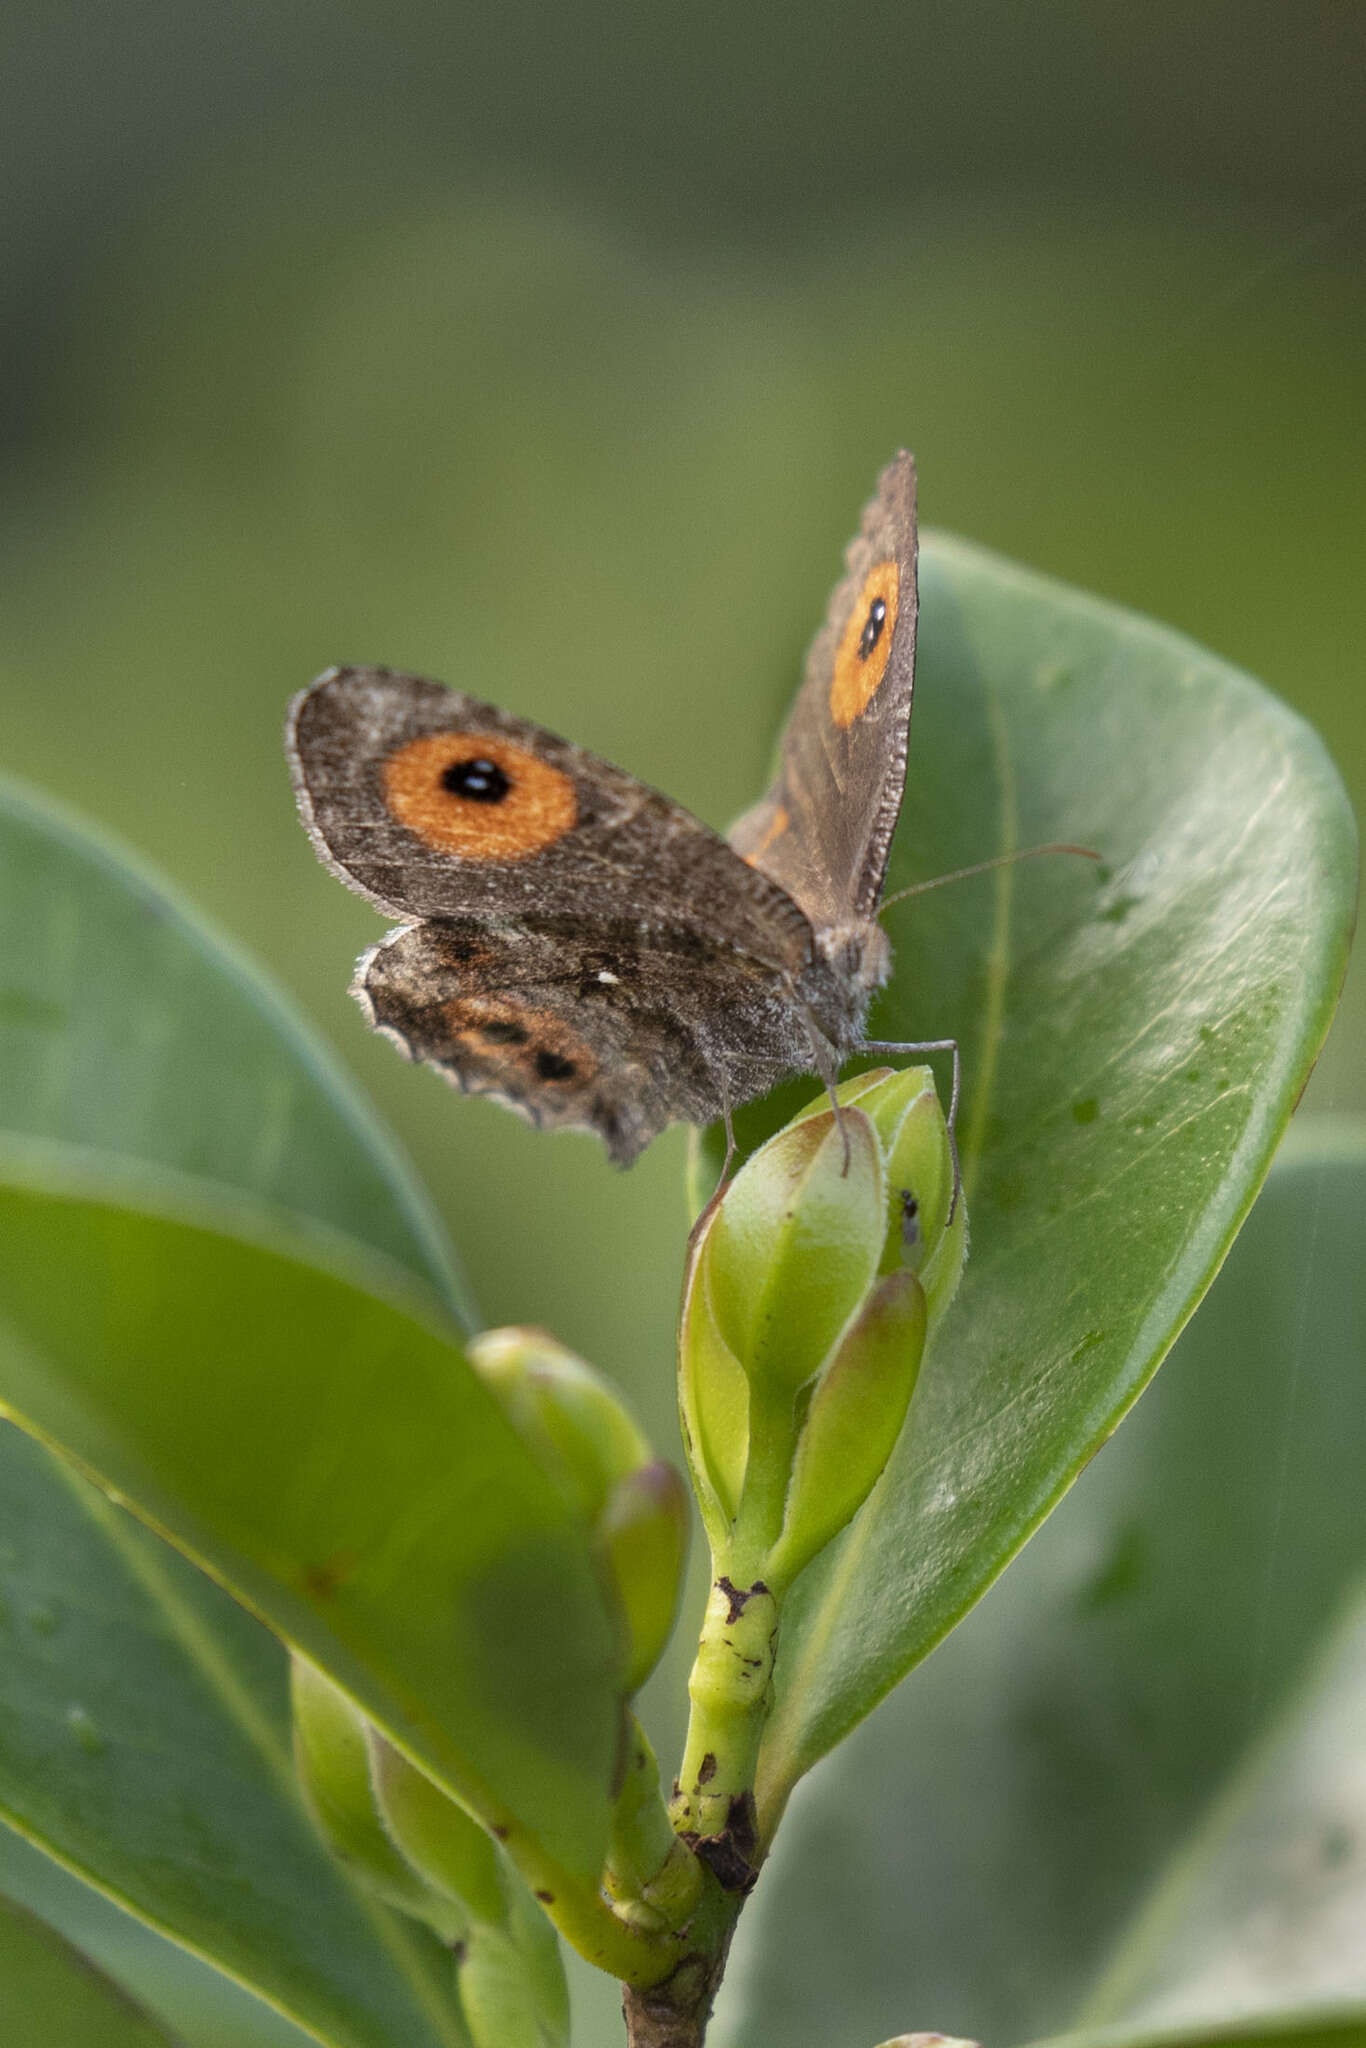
[3,3,1362,1527]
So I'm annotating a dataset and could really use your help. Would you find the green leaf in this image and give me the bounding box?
[0,1825,329,2048]
[0,1887,182,2046]
[714,539,1358,1821]
[0,1421,471,2048]
[1071,1579,1366,2039]
[0,1144,622,1884]
[0,772,468,1318]
[715,1131,1366,2048]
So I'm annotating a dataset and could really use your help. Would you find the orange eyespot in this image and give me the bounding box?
[829,559,899,730]
[383,731,577,861]
[442,997,598,1087]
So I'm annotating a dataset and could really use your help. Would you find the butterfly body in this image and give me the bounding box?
[286,453,917,1164]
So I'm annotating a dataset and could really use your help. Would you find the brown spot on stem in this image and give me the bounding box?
[716,1575,769,1624]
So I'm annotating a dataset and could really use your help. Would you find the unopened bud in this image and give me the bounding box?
[701,1108,885,1398]
[368,1733,506,1923]
[678,1215,750,1541]
[795,1067,967,1321]
[470,1327,687,1698]
[677,1074,966,1588]
[764,1270,927,1589]
[597,1460,690,1694]
[467,1327,647,1524]
[290,1657,461,1938]
[370,1736,570,2048]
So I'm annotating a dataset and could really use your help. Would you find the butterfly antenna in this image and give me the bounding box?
[879,841,1100,915]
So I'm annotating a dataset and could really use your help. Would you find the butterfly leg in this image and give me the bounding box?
[715,1069,738,1191]
[800,1013,853,1173]
[860,1036,963,1220]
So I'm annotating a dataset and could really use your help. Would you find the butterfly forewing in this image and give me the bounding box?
[287,668,813,974]
[728,450,918,930]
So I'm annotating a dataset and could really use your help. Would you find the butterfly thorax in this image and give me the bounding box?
[796,917,890,1054]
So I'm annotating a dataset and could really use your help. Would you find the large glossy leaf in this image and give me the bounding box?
[0,1143,622,1883]
[715,1132,1366,2048]
[0,1887,181,2047]
[0,773,468,1319]
[0,1825,327,2048]
[0,1421,470,2048]
[1069,1578,1366,2041]
[713,538,1358,1824]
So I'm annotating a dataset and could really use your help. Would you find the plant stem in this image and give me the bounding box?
[605,1717,705,1933]
[493,1817,682,1987]
[670,1572,780,1888]
[620,1883,739,2048]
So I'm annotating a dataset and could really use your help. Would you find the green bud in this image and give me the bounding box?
[457,1917,571,2048]
[878,1075,967,1326]
[289,1657,461,1939]
[467,1326,648,1524]
[677,1074,965,1586]
[794,1066,967,1319]
[370,1737,570,2048]
[470,1326,688,1699]
[368,1733,507,1923]
[764,1270,927,1589]
[702,1108,885,1399]
[597,1460,690,1694]
[678,1210,750,1539]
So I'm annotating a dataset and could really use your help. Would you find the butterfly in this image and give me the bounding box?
[285,452,955,1167]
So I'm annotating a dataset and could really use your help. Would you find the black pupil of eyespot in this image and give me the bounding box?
[858,598,887,660]
[442,756,511,802]
[536,1050,576,1081]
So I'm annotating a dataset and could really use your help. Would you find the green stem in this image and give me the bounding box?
[729,1380,799,1574]
[605,1717,705,1933]
[670,1573,779,1867]
[493,1814,682,1987]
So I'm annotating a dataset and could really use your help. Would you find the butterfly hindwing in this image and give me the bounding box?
[358,916,814,1164]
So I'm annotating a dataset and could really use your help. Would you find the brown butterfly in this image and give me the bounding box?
[285,452,955,1166]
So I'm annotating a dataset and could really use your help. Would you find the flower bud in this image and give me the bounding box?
[678,1216,750,1541]
[764,1269,927,1589]
[289,1656,461,1939]
[368,1732,506,1923]
[370,1736,570,2048]
[597,1460,691,1694]
[677,1072,966,1588]
[793,1067,967,1323]
[701,1108,885,1399]
[876,2036,981,2048]
[467,1326,647,1524]
[468,1327,688,1698]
